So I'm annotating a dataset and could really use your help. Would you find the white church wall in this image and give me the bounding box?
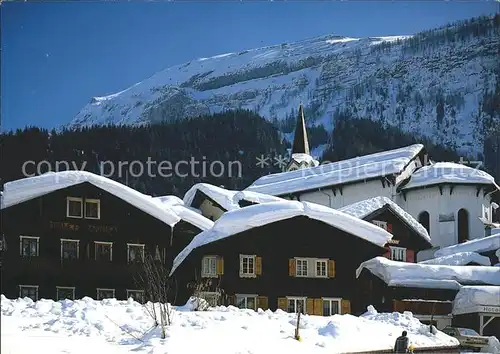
[291,179,394,208]
[401,185,491,248]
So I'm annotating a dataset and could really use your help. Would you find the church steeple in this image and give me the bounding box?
[291,104,310,155]
[286,104,319,172]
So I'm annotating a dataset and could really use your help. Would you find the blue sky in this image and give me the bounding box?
[2,1,498,131]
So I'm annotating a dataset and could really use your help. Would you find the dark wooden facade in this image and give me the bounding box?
[356,270,459,314]
[0,182,202,301]
[362,206,433,263]
[173,215,386,314]
[453,313,500,337]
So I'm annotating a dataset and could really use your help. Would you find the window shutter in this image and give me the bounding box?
[288,259,296,276]
[257,296,268,310]
[277,297,287,311]
[216,256,224,275]
[387,223,393,233]
[406,249,415,263]
[255,256,262,275]
[306,298,314,315]
[328,260,336,278]
[314,298,323,316]
[341,299,351,314]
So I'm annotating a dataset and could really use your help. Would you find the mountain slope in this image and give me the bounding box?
[68,15,500,156]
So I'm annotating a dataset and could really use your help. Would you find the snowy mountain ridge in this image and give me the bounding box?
[68,16,500,156]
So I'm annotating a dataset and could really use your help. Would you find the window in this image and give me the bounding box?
[235,294,257,310]
[61,239,79,260]
[418,211,430,234]
[126,290,145,303]
[287,297,306,314]
[84,199,100,219]
[20,236,39,257]
[390,246,406,261]
[239,255,256,277]
[127,244,145,263]
[322,298,341,316]
[154,245,164,262]
[372,220,388,230]
[67,197,83,218]
[296,258,308,277]
[96,288,115,300]
[19,285,38,301]
[95,242,113,261]
[458,208,469,243]
[315,260,328,277]
[56,287,75,300]
[201,256,217,277]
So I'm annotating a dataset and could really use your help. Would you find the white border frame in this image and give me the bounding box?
[126,243,145,263]
[60,239,80,259]
[56,286,76,300]
[96,288,115,300]
[315,259,328,278]
[201,255,218,278]
[239,254,256,278]
[19,285,39,300]
[295,258,308,277]
[19,236,40,256]
[66,197,83,218]
[84,199,101,220]
[94,241,113,261]
[322,297,342,315]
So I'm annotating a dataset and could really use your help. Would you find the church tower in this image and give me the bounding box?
[286,104,319,171]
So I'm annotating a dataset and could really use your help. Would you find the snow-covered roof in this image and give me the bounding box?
[356,256,500,290]
[453,286,500,313]
[1,171,212,230]
[402,162,499,191]
[290,153,319,166]
[339,196,431,244]
[171,200,393,275]
[419,252,492,266]
[154,196,214,231]
[245,144,424,196]
[232,190,285,206]
[434,233,500,258]
[183,183,239,211]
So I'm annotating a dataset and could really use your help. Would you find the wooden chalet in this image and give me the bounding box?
[170,200,393,316]
[339,196,433,263]
[355,257,500,330]
[0,171,212,302]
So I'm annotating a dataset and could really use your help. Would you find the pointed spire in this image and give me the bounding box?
[291,104,310,155]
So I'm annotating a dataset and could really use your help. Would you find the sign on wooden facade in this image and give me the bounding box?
[49,221,118,233]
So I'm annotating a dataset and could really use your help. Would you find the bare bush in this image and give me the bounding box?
[135,251,177,339]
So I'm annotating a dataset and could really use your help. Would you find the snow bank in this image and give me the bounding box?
[245,144,424,196]
[171,200,393,275]
[402,162,499,191]
[339,196,431,244]
[453,286,500,311]
[419,251,492,266]
[434,233,500,258]
[183,183,239,211]
[0,296,460,354]
[356,257,500,290]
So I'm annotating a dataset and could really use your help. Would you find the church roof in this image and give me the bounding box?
[401,162,499,191]
[245,144,424,196]
[291,104,310,155]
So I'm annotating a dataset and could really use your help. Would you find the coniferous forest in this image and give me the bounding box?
[1,110,498,205]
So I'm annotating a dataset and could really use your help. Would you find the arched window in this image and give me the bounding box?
[418,211,430,234]
[458,208,469,243]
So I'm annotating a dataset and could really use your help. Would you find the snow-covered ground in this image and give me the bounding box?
[1,295,461,354]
